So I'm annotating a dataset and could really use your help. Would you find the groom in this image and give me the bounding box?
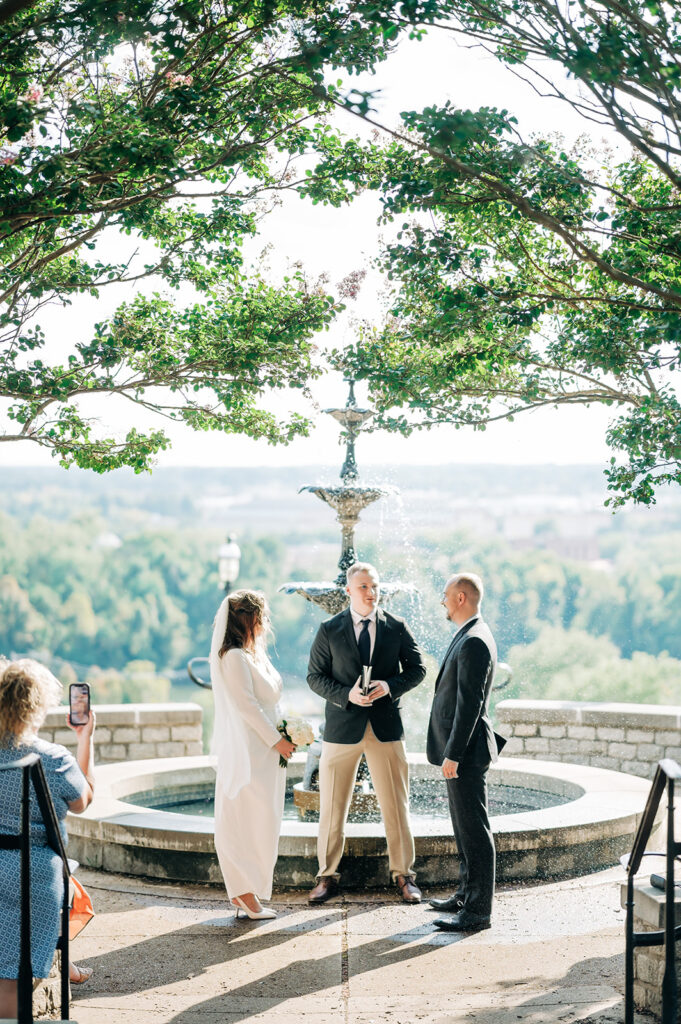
[426,571,500,932]
[307,562,426,903]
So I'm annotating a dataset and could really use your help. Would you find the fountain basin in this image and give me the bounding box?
[278,580,416,615]
[289,773,568,821]
[300,483,398,513]
[66,755,659,888]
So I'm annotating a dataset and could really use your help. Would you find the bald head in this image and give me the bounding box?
[442,572,483,625]
[446,572,483,605]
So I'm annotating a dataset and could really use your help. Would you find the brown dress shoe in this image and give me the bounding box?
[308,876,339,904]
[395,875,421,903]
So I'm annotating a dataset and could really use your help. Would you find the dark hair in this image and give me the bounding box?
[219,589,269,657]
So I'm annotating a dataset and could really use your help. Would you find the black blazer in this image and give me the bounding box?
[307,607,426,744]
[427,616,499,768]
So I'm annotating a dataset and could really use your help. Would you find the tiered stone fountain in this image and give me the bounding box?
[280,380,414,818]
[279,379,413,613]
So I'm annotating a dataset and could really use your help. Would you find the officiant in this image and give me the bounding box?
[306,562,426,904]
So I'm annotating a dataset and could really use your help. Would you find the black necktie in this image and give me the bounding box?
[358,619,371,665]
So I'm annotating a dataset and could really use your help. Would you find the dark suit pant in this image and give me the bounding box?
[446,765,495,918]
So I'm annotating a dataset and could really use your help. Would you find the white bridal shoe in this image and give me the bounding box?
[232,895,277,920]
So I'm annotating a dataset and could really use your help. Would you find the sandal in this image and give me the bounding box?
[69,965,93,984]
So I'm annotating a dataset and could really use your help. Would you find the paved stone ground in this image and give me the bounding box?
[65,864,661,1024]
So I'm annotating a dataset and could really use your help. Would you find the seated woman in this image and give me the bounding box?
[0,658,95,1018]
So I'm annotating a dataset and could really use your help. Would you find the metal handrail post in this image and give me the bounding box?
[662,776,677,1024]
[17,763,33,1024]
[623,759,681,1024]
[28,758,71,1020]
[59,857,69,1018]
[625,868,635,1024]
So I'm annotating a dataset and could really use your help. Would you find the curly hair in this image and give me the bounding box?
[0,658,63,744]
[218,589,271,658]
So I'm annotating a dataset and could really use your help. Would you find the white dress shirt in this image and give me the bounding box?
[349,607,391,694]
[350,606,377,660]
[452,614,479,641]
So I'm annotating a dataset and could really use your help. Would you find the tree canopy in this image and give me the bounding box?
[3,1,679,500]
[0,0,386,470]
[301,0,681,506]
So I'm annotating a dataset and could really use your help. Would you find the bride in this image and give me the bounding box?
[210,589,296,920]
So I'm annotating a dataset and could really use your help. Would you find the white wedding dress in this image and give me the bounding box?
[212,647,286,900]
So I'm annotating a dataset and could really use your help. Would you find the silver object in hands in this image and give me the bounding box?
[361,665,372,695]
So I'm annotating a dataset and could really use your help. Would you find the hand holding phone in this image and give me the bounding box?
[69,683,91,727]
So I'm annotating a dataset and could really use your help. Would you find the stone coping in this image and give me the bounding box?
[497,699,681,729]
[43,702,202,727]
[620,880,681,929]
[68,754,655,860]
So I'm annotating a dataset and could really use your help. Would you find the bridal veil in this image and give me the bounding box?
[210,595,251,798]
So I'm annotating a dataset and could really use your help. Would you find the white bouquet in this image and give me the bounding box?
[277,716,315,767]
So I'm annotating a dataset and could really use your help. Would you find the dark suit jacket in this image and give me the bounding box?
[307,607,426,744]
[426,616,498,768]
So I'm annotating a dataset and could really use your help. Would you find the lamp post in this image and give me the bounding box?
[187,534,242,689]
[217,534,241,593]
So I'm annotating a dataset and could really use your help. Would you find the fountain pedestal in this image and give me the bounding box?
[295,742,379,819]
[293,782,379,820]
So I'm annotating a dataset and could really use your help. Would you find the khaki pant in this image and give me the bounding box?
[317,722,415,881]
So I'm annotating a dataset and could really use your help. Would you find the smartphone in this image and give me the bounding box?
[69,683,91,726]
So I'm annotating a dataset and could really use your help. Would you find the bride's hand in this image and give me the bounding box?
[275,736,296,760]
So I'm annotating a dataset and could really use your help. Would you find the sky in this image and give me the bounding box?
[0,25,619,471]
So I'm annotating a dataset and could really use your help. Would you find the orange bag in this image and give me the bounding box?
[69,876,94,940]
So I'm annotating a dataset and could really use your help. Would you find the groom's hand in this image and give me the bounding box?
[348,677,372,706]
[442,758,459,780]
[367,681,389,702]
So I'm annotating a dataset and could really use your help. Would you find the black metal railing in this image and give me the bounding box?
[0,753,71,1023]
[622,757,681,1024]
[187,656,212,689]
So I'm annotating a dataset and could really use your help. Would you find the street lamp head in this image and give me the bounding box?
[218,534,241,591]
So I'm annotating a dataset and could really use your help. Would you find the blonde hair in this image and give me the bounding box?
[346,562,379,583]
[446,572,484,606]
[0,658,63,744]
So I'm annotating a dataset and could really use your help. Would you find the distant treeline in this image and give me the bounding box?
[1,504,680,713]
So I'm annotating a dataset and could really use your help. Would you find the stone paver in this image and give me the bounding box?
[65,867,658,1024]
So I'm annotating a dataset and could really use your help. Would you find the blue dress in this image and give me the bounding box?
[0,738,87,979]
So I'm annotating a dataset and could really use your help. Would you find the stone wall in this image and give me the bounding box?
[496,700,681,778]
[40,702,203,763]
